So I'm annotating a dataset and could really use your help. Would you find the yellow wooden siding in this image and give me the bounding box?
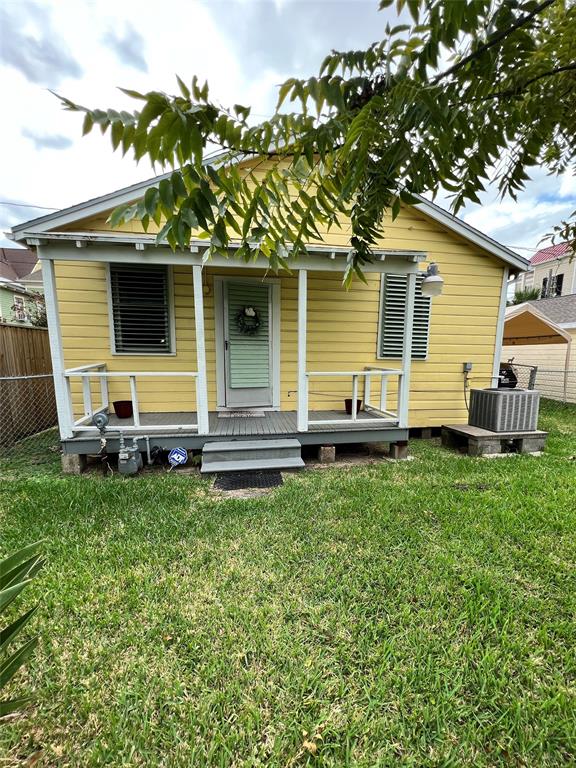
[54,159,506,428]
[56,253,502,427]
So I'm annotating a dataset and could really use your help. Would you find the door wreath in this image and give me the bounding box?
[235,306,261,335]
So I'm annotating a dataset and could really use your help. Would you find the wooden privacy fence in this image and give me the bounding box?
[0,323,58,451]
[0,322,52,376]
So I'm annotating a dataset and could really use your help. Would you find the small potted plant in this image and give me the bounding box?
[344,398,362,415]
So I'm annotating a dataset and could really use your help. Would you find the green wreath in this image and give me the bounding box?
[235,306,261,335]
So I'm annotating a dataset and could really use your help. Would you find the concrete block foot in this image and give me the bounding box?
[61,453,87,475]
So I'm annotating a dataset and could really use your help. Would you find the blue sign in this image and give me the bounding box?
[168,447,188,466]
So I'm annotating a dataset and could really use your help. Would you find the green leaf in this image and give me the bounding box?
[0,580,31,614]
[0,542,43,580]
[176,75,190,99]
[277,79,295,110]
[188,124,203,164]
[0,697,32,718]
[82,113,94,136]
[158,179,175,212]
[171,172,188,201]
[211,218,228,248]
[108,204,129,228]
[0,554,43,591]
[111,121,123,151]
[0,637,39,689]
[144,187,160,217]
[0,606,38,654]
[118,87,147,101]
[156,220,172,244]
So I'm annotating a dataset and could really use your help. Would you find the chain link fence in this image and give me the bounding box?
[0,374,58,454]
[505,362,576,407]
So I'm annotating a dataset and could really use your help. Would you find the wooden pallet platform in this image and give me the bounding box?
[441,423,548,456]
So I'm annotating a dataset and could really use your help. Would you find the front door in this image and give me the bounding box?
[223,280,273,408]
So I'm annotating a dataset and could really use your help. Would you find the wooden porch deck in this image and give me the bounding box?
[104,410,393,435]
[64,409,408,454]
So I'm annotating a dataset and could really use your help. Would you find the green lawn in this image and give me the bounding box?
[1,402,575,767]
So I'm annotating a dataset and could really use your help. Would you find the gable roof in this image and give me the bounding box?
[530,242,572,266]
[527,294,576,327]
[8,151,529,273]
[504,302,572,345]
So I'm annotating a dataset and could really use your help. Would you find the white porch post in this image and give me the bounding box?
[398,272,416,429]
[41,254,75,439]
[192,265,209,435]
[491,267,509,387]
[297,268,308,431]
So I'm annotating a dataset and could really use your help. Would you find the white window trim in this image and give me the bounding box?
[376,272,431,361]
[12,295,28,322]
[106,263,176,356]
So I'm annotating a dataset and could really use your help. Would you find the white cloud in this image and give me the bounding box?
[1,0,574,258]
[0,0,288,245]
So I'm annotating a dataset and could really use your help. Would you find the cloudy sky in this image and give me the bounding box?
[1,0,574,255]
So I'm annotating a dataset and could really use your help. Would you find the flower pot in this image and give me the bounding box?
[344,398,362,416]
[113,400,133,419]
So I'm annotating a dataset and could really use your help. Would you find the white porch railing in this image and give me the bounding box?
[64,363,200,434]
[300,367,404,430]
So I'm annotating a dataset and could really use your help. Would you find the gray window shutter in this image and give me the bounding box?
[110,264,172,354]
[379,274,431,360]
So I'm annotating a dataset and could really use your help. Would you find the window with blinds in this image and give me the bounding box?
[109,264,172,354]
[378,274,431,360]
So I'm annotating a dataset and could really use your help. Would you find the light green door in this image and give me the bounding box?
[224,281,273,407]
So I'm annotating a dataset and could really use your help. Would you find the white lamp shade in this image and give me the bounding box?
[421,274,444,297]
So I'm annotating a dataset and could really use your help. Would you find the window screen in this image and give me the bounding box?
[553,273,564,296]
[110,264,172,354]
[379,274,431,360]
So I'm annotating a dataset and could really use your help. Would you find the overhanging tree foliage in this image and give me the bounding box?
[57,0,576,284]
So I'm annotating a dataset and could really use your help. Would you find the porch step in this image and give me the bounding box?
[201,438,304,474]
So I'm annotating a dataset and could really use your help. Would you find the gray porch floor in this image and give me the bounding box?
[66,409,407,454]
[105,409,394,436]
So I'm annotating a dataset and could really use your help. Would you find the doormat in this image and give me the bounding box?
[218,410,266,418]
[214,470,283,491]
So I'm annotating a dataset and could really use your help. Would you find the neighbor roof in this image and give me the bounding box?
[528,294,576,326]
[504,302,572,345]
[8,151,529,273]
[0,247,37,282]
[530,242,572,266]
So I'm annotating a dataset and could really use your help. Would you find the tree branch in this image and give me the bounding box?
[432,0,557,84]
[478,63,576,101]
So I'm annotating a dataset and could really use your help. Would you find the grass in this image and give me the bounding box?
[1,402,575,767]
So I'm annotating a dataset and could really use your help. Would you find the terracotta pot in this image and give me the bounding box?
[344,398,362,416]
[113,400,133,419]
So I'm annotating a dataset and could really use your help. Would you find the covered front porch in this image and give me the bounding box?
[36,233,423,460]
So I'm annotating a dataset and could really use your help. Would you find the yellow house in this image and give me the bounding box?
[10,153,528,471]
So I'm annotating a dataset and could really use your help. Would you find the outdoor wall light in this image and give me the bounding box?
[421,262,444,297]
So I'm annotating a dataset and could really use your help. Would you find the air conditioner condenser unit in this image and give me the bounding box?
[469,388,540,432]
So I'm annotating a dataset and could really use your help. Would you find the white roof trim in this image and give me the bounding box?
[413,195,528,272]
[20,230,425,263]
[9,149,529,272]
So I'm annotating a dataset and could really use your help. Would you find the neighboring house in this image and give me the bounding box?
[9,154,528,469]
[513,242,575,298]
[0,247,44,326]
